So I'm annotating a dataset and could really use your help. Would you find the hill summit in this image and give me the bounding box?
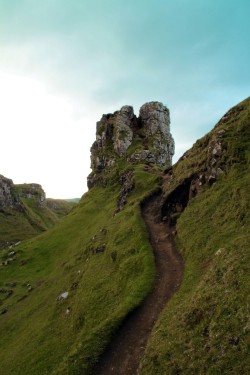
[88,101,174,188]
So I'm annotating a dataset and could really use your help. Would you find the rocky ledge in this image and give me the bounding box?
[88,101,174,188]
[0,176,46,211]
[0,175,22,210]
[15,183,46,207]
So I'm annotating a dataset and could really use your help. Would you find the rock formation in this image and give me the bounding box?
[16,183,46,207]
[0,175,22,210]
[138,102,174,165]
[0,176,46,211]
[0,174,77,245]
[88,101,174,188]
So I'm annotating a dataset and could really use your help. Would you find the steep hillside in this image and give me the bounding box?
[0,177,76,244]
[0,98,249,375]
[0,168,160,375]
[47,198,78,218]
[139,97,250,374]
[0,102,173,375]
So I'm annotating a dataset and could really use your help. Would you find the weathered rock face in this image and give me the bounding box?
[115,170,135,214]
[0,175,19,209]
[114,105,135,155]
[88,101,174,188]
[139,102,174,166]
[0,176,47,211]
[16,183,46,207]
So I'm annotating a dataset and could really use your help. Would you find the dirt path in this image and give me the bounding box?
[92,193,184,375]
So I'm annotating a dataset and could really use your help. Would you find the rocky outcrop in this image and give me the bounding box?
[88,101,174,188]
[0,174,77,221]
[0,175,22,210]
[161,115,232,224]
[16,183,46,207]
[114,170,135,214]
[0,176,46,211]
[138,102,174,166]
[114,106,136,155]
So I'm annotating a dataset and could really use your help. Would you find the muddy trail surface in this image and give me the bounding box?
[92,194,184,375]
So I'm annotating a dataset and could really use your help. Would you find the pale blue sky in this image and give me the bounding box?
[0,0,249,197]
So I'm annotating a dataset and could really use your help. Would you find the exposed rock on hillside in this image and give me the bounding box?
[138,97,250,375]
[114,170,134,214]
[1,177,76,214]
[15,183,46,207]
[0,174,77,243]
[0,175,22,210]
[160,99,249,224]
[88,101,174,188]
[0,177,47,211]
[139,102,174,165]
[114,105,135,155]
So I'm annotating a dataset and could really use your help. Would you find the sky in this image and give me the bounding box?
[0,0,249,198]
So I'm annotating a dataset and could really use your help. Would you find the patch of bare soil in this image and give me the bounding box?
[92,193,184,375]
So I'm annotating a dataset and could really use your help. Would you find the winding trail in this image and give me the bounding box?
[92,193,184,375]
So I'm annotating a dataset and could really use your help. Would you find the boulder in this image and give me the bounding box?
[56,291,69,301]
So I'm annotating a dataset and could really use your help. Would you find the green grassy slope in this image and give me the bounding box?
[64,198,80,203]
[0,166,160,375]
[1,98,249,375]
[0,208,40,243]
[139,98,250,374]
[47,198,77,218]
[0,195,76,244]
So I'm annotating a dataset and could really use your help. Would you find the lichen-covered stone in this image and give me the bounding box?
[16,183,46,207]
[129,150,156,164]
[87,101,175,188]
[114,105,135,156]
[115,170,134,214]
[0,175,47,211]
[0,175,21,209]
[139,102,174,166]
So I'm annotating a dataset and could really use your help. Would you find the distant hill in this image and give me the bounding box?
[0,99,249,375]
[0,177,77,244]
[64,198,80,203]
[47,198,78,218]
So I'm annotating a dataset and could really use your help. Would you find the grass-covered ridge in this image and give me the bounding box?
[139,97,250,374]
[0,166,160,375]
[0,185,76,243]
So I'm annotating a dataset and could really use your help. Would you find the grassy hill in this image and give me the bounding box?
[0,182,77,244]
[0,167,159,375]
[0,97,249,374]
[139,97,250,374]
[47,198,78,218]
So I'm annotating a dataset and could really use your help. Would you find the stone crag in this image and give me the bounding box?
[0,176,46,212]
[0,175,23,211]
[88,101,174,188]
[15,183,46,207]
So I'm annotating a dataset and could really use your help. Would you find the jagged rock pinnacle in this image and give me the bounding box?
[88,101,174,188]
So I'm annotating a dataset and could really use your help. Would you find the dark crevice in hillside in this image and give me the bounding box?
[161,174,199,224]
[91,192,184,375]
